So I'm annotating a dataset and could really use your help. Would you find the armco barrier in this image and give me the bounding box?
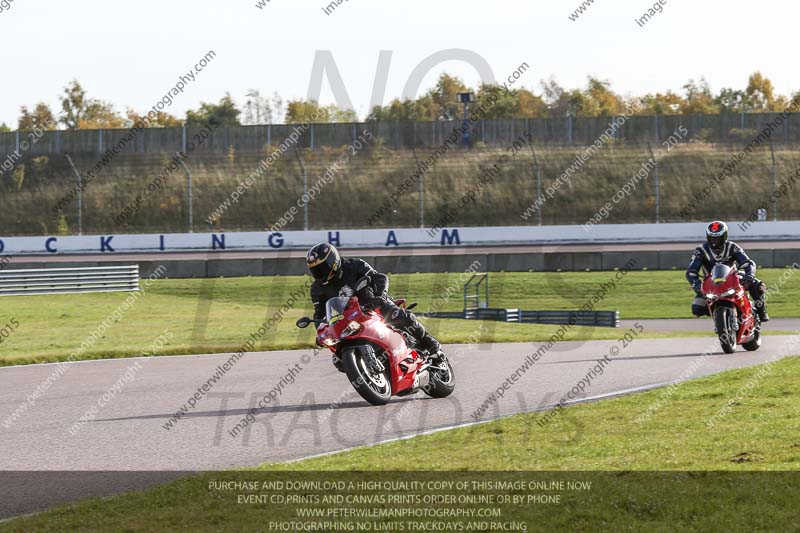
[427,308,619,328]
[0,265,139,296]
[519,310,619,328]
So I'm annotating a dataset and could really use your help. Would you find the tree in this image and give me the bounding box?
[368,98,417,121]
[285,100,328,123]
[185,94,241,127]
[714,88,747,113]
[126,109,182,128]
[284,100,357,123]
[540,78,596,116]
[584,77,624,116]
[243,89,273,125]
[19,103,57,130]
[744,71,776,111]
[517,89,548,118]
[0,123,10,132]
[58,80,125,129]
[540,78,569,116]
[271,92,285,124]
[680,78,719,114]
[639,91,682,114]
[427,74,469,121]
[76,100,126,129]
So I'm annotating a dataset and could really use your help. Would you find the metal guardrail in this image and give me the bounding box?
[0,265,140,296]
[428,308,619,328]
[519,310,619,328]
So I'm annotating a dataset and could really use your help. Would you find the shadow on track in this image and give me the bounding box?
[539,352,724,365]
[93,397,424,423]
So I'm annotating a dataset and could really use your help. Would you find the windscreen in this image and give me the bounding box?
[325,296,350,324]
[710,264,732,285]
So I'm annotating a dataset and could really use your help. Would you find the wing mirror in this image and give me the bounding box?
[296,317,312,329]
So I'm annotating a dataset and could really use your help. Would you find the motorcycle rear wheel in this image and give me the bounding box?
[742,328,762,351]
[342,345,392,406]
[714,306,736,354]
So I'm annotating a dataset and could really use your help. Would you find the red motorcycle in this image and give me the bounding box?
[295,279,455,406]
[701,264,761,354]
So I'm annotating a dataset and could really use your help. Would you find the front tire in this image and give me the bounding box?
[341,345,392,406]
[714,306,736,354]
[422,355,455,398]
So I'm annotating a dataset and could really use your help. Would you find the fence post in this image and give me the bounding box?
[769,138,777,221]
[412,145,424,228]
[310,124,315,150]
[653,114,659,142]
[182,125,187,153]
[648,142,660,223]
[295,150,308,230]
[178,153,193,232]
[567,116,573,144]
[15,130,19,153]
[65,154,83,235]
[529,142,542,226]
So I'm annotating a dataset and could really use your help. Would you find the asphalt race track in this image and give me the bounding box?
[1,329,799,520]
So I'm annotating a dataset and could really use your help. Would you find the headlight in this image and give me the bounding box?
[705,293,716,300]
[322,338,338,347]
[722,289,736,297]
[341,321,363,337]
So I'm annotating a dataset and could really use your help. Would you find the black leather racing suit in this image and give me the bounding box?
[685,241,767,318]
[310,258,440,354]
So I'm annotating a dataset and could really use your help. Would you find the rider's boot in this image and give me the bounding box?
[754,298,770,322]
[418,334,442,360]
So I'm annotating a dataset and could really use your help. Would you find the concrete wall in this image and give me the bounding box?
[8,248,796,279]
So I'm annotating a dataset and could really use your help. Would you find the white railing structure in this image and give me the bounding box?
[0,265,139,297]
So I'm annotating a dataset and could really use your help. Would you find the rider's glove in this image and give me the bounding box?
[356,286,376,305]
[742,274,756,286]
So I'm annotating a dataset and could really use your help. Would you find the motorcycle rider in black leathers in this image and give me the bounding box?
[306,243,442,371]
[686,221,769,322]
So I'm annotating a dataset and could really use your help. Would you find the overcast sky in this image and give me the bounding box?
[0,0,796,126]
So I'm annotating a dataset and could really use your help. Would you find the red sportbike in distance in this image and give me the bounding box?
[701,264,761,354]
[296,278,455,406]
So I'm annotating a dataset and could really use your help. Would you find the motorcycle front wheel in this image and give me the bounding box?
[714,305,736,354]
[341,345,392,406]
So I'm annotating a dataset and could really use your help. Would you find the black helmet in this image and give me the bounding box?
[306,243,341,284]
[706,221,728,258]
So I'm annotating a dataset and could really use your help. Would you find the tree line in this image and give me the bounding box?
[2,71,797,132]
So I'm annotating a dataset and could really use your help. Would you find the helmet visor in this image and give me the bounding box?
[707,234,725,253]
[309,262,333,282]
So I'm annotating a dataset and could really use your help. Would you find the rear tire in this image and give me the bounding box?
[422,355,455,399]
[742,328,762,351]
[714,306,736,354]
[341,345,391,406]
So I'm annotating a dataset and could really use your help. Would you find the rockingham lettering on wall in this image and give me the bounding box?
[0,221,799,255]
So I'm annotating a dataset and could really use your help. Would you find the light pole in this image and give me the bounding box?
[457,92,475,147]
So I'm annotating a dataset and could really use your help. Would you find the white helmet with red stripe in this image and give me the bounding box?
[706,221,728,260]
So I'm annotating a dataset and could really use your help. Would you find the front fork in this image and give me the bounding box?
[711,302,739,335]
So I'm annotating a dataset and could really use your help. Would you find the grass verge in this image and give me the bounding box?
[1,269,797,366]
